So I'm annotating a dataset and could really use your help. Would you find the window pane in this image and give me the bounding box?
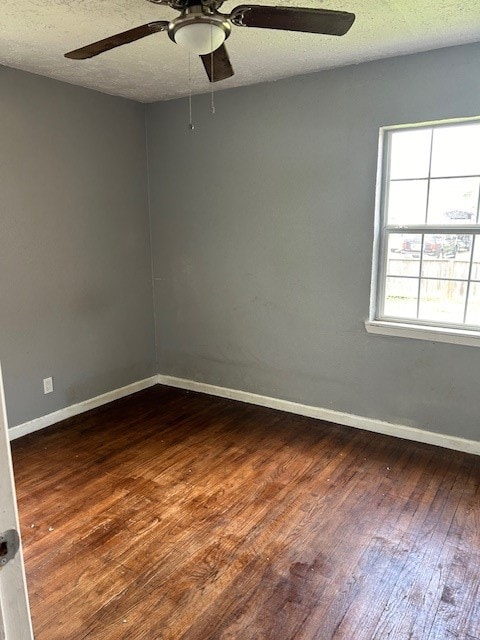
[386,234,420,277]
[418,279,466,324]
[471,237,480,280]
[421,234,472,280]
[389,129,432,179]
[426,177,479,225]
[384,277,418,318]
[430,123,480,178]
[465,282,480,326]
[387,180,428,225]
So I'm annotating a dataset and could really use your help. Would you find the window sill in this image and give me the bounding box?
[365,320,480,347]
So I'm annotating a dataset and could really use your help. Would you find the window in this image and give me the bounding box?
[367,117,480,346]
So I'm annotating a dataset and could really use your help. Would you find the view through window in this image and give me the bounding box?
[374,118,480,332]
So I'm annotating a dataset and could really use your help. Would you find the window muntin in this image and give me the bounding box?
[375,118,480,333]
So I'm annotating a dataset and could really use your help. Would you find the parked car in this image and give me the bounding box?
[401,235,457,258]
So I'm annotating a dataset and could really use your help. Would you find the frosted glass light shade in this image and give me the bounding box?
[174,23,225,55]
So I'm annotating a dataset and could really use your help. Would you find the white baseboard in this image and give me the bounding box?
[157,374,480,456]
[8,376,158,441]
[9,372,479,456]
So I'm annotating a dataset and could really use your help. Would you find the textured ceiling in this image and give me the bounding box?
[1,0,480,102]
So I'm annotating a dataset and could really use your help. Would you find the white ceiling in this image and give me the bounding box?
[1,0,480,102]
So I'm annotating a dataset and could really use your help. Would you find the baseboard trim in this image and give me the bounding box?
[8,376,158,441]
[157,374,480,456]
[10,372,479,456]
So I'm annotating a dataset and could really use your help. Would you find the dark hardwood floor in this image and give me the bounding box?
[10,385,480,640]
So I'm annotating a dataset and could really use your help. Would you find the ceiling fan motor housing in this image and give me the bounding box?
[168,5,232,50]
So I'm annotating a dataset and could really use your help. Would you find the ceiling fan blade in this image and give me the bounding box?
[229,6,355,36]
[65,21,170,60]
[200,44,234,82]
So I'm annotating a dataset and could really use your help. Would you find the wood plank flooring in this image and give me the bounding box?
[10,385,480,640]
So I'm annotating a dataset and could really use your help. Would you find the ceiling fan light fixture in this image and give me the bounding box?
[174,22,226,55]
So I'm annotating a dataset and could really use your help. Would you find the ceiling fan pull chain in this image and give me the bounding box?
[210,84,215,115]
[188,52,195,130]
[210,25,216,114]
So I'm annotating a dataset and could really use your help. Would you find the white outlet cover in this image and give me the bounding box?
[43,377,53,394]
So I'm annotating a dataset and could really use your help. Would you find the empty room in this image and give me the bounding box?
[0,1,479,638]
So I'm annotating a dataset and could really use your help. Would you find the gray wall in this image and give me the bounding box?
[147,42,480,441]
[0,66,155,428]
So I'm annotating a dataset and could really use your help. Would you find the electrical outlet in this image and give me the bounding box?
[43,377,53,394]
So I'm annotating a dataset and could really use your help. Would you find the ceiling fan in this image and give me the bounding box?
[65,0,355,83]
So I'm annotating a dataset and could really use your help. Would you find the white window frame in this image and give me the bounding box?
[366,115,480,347]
